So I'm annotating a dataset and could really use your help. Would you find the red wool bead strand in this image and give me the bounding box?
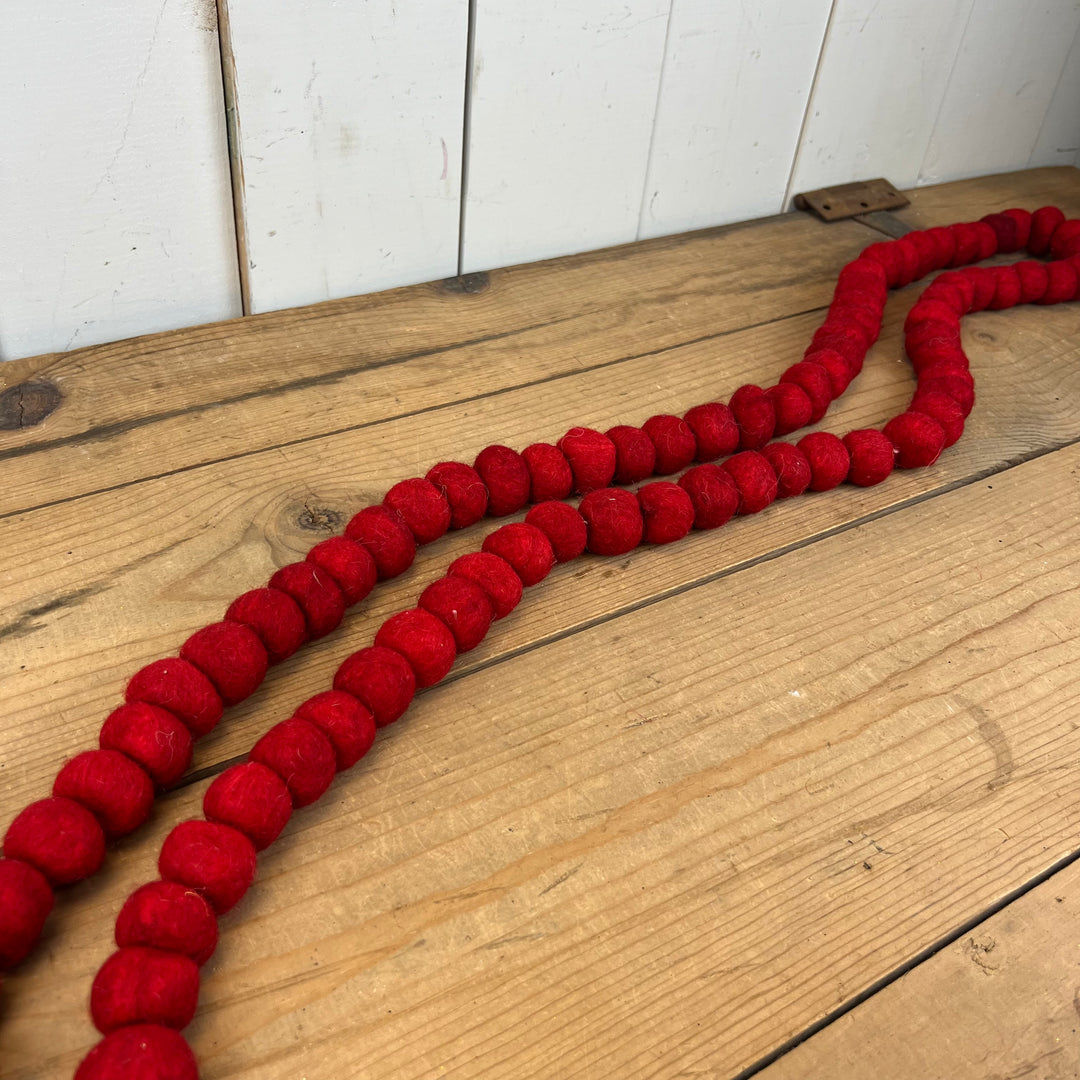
[6,206,1074,1073]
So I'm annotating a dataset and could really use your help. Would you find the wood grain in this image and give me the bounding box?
[760,861,1080,1079]
[0,212,871,517]
[2,441,1078,1079]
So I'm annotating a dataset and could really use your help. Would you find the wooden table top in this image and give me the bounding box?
[2,166,1079,1080]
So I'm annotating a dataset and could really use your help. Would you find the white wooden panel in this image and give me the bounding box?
[639,0,832,240]
[0,1,241,362]
[1029,21,1080,169]
[919,0,1080,185]
[223,0,467,315]
[463,0,671,274]
[787,0,974,200]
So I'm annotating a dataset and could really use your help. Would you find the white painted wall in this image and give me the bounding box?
[0,1,240,362]
[3,0,1079,360]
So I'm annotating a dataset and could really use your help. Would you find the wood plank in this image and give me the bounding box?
[919,0,1080,185]
[0,212,874,516]
[786,0,974,197]
[759,861,1080,1079]
[3,440,1079,1079]
[638,0,832,239]
[220,0,468,314]
[0,0,241,362]
[2,257,1078,819]
[461,0,671,273]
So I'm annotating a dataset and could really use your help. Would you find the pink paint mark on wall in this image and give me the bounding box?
[440,136,448,180]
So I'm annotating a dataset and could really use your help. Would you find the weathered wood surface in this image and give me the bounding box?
[1,167,1079,1079]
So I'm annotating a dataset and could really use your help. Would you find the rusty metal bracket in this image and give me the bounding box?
[794,178,910,222]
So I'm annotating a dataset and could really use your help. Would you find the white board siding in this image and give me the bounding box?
[919,0,1080,185]
[787,0,975,200]
[1028,20,1080,169]
[0,0,240,362]
[222,0,468,315]
[462,0,671,274]
[639,0,833,240]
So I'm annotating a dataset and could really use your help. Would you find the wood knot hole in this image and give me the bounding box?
[0,380,62,430]
[440,271,490,295]
[297,505,345,532]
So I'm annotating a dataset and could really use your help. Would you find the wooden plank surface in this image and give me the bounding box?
[1,168,1079,1079]
[637,0,832,238]
[220,0,468,314]
[0,0,241,362]
[0,211,873,517]
[761,860,1080,1079]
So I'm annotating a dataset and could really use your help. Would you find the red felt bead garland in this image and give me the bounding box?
[67,208,1080,1075]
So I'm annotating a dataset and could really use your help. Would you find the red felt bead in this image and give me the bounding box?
[250,718,337,807]
[761,443,811,499]
[837,256,888,293]
[804,348,855,397]
[781,358,829,416]
[557,427,618,493]
[811,322,869,365]
[525,501,588,563]
[522,442,574,502]
[910,390,965,447]
[426,461,489,529]
[637,482,694,545]
[482,522,555,586]
[579,488,644,556]
[1001,208,1032,248]
[91,946,199,1033]
[1041,259,1079,304]
[884,412,947,468]
[971,221,997,260]
[862,240,904,286]
[474,445,531,515]
[1028,206,1065,255]
[842,430,895,487]
[964,267,998,312]
[4,797,105,886]
[642,415,697,475]
[925,226,958,267]
[948,222,981,267]
[0,858,53,968]
[126,659,223,738]
[268,562,345,639]
[905,299,958,332]
[988,266,1022,311]
[980,212,1020,253]
[722,451,778,514]
[765,382,814,437]
[100,703,193,789]
[294,690,377,771]
[605,425,657,484]
[75,1024,198,1080]
[1050,219,1080,259]
[306,536,377,606]
[729,384,776,450]
[384,478,452,544]
[419,576,495,652]
[678,464,739,529]
[226,587,308,664]
[180,621,268,706]
[203,763,292,849]
[797,432,850,492]
[448,552,524,619]
[919,374,975,418]
[892,235,922,284]
[159,820,256,914]
[344,505,416,580]
[115,881,218,966]
[54,749,154,839]
[1016,260,1050,303]
[683,402,739,461]
[334,646,417,727]
[375,608,458,687]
